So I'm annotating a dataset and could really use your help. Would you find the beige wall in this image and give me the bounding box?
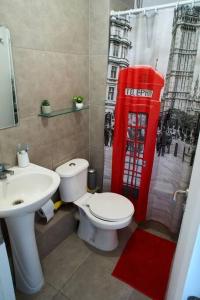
[0,0,90,170]
[110,0,134,11]
[89,0,110,188]
[0,0,111,189]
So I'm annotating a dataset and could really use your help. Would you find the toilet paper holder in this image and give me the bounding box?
[37,199,55,223]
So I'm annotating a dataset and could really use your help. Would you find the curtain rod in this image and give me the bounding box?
[110,0,200,16]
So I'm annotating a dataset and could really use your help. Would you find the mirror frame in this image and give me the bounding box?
[0,25,19,130]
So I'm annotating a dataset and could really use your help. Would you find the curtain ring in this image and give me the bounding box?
[154,8,158,14]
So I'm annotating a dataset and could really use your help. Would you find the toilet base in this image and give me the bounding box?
[77,210,118,251]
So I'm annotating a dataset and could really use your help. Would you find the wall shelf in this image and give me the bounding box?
[38,105,89,118]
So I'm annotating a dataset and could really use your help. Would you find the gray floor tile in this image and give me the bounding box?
[128,290,151,300]
[144,227,172,240]
[53,291,70,300]
[117,221,137,250]
[85,221,137,260]
[62,252,133,300]
[42,233,91,290]
[15,283,58,300]
[15,220,170,300]
[139,221,174,241]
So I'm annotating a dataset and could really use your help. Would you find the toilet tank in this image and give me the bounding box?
[56,158,89,203]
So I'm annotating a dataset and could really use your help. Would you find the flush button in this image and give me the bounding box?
[69,163,76,167]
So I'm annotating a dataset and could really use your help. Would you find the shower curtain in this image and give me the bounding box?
[104,4,200,233]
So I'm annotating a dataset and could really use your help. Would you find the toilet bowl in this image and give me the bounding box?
[56,158,134,251]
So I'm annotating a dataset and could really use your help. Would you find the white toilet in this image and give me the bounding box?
[56,158,134,251]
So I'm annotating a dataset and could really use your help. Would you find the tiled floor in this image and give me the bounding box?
[15,221,172,300]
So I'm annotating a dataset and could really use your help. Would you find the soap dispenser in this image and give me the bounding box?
[17,144,30,168]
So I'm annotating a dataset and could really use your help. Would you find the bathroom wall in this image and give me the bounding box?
[0,0,120,189]
[110,0,135,11]
[0,0,90,169]
[111,0,176,11]
[89,0,110,188]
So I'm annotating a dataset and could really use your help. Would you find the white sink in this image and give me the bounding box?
[0,164,60,217]
[2,164,60,295]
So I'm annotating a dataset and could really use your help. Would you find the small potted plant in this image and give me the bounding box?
[41,99,51,115]
[73,96,84,110]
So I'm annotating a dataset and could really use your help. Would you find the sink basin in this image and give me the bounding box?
[0,164,60,217]
[2,164,60,295]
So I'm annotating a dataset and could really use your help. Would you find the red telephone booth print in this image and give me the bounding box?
[123,112,148,200]
[111,66,164,223]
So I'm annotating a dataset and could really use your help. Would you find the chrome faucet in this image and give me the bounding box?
[0,164,14,180]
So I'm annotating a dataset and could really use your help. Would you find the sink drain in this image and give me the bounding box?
[12,200,24,206]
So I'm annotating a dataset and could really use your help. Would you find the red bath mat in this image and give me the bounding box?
[112,229,176,300]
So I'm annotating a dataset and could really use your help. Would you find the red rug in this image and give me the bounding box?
[112,229,176,300]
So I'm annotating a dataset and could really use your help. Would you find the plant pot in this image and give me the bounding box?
[75,102,83,110]
[42,105,51,114]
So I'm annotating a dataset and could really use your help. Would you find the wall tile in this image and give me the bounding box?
[89,0,110,189]
[13,47,42,119]
[29,143,53,167]
[0,1,90,169]
[0,0,109,191]
[52,126,89,168]
[0,116,39,165]
[89,146,104,188]
[13,47,89,119]
[41,0,89,55]
[89,0,110,55]
[0,0,45,50]
[90,55,108,105]
[0,0,89,54]
[53,146,89,170]
[110,0,134,11]
[89,105,104,149]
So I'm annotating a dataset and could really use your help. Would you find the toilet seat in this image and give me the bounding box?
[75,192,134,230]
[87,192,134,222]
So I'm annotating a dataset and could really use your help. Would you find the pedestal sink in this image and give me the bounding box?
[0,163,60,294]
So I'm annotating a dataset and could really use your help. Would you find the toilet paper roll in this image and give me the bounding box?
[37,199,54,223]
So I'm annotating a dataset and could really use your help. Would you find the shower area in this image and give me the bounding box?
[104,0,200,235]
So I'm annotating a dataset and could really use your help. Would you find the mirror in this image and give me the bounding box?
[0,26,18,129]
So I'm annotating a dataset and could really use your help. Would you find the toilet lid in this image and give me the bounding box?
[87,193,134,222]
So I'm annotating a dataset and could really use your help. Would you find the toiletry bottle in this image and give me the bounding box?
[17,144,30,168]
